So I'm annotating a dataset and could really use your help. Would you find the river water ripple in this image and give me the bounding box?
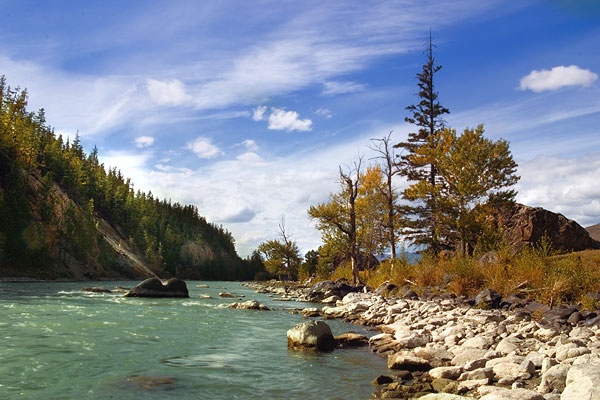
[0,281,388,399]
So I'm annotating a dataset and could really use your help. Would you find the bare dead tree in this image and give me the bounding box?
[370,131,400,263]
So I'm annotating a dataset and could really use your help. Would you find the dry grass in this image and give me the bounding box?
[364,246,600,308]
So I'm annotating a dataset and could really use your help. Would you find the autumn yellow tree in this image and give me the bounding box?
[308,161,389,285]
[406,124,519,255]
[257,219,301,280]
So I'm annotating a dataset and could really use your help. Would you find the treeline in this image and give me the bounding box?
[0,75,264,280]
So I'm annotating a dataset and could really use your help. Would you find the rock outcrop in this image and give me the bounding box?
[490,203,600,253]
[124,277,189,298]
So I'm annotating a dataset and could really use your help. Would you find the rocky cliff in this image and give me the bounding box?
[491,203,600,253]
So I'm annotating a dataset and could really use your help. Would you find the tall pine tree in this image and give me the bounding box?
[396,32,449,254]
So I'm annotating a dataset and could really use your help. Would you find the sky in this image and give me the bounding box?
[1,0,599,257]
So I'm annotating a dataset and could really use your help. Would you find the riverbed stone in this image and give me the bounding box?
[561,363,600,400]
[428,365,463,379]
[287,320,335,352]
[417,393,474,399]
[300,307,320,317]
[451,347,489,366]
[555,342,590,361]
[334,332,368,348]
[387,353,432,371]
[478,386,544,400]
[251,280,600,398]
[490,361,531,384]
[227,300,270,310]
[495,335,522,355]
[458,367,493,381]
[538,363,569,394]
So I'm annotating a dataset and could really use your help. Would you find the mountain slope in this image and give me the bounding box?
[586,223,600,242]
[0,75,262,281]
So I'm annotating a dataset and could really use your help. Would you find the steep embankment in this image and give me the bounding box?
[95,218,159,279]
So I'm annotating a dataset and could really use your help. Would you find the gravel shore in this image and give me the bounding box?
[244,280,600,399]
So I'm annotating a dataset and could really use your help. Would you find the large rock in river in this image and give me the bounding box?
[124,277,189,298]
[287,320,336,352]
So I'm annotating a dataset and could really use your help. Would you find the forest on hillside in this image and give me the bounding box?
[0,76,264,280]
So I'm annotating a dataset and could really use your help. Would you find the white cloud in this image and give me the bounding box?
[146,78,191,106]
[516,153,600,227]
[98,150,154,192]
[146,126,387,256]
[267,107,312,131]
[237,152,264,163]
[186,137,222,159]
[240,139,259,152]
[134,136,155,148]
[322,80,366,95]
[252,105,267,121]
[519,65,598,92]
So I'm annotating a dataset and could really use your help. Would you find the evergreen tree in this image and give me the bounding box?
[396,33,450,254]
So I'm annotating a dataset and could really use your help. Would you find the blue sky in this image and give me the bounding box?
[1,0,599,256]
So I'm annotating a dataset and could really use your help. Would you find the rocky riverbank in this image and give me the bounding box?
[243,280,600,399]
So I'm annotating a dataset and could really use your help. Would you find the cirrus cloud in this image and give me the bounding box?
[519,65,598,92]
[322,80,366,95]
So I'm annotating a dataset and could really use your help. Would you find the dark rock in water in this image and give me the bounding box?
[123,374,177,390]
[372,375,394,385]
[124,277,189,298]
[475,288,502,309]
[287,320,335,352]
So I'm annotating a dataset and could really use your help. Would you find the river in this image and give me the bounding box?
[0,280,389,399]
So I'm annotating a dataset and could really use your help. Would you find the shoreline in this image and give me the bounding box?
[244,280,600,399]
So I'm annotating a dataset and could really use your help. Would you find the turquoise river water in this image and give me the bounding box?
[0,281,390,399]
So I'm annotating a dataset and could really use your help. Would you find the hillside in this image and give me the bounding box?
[587,223,600,242]
[0,76,263,281]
